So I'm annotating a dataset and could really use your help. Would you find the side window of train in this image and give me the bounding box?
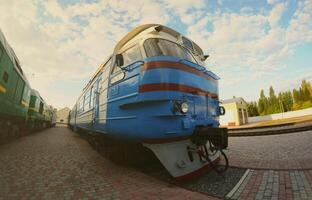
[76,102,80,114]
[122,45,142,67]
[90,86,94,109]
[77,97,84,114]
[84,89,91,111]
[80,97,84,113]
[110,45,142,84]
[14,79,25,104]
[2,71,9,83]
[39,102,44,114]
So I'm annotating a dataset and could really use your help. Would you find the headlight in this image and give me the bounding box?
[219,106,225,115]
[180,102,189,114]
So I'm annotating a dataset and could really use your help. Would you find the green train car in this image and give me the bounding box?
[28,89,56,129]
[0,29,56,141]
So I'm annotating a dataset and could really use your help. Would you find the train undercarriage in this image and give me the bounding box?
[0,116,54,144]
[75,126,229,181]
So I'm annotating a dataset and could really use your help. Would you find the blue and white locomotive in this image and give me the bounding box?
[69,24,228,180]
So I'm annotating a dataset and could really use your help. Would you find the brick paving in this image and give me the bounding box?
[225,130,312,199]
[227,130,312,169]
[228,170,312,200]
[0,127,217,200]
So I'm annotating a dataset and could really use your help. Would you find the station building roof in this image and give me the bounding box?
[221,97,247,105]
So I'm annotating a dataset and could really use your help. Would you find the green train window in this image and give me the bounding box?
[3,71,8,83]
[39,102,44,114]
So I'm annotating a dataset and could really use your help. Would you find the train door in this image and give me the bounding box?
[92,77,102,126]
[92,57,112,129]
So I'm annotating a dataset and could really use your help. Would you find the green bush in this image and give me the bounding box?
[301,101,312,109]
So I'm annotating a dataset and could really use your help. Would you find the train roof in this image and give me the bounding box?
[113,24,204,56]
[0,29,30,85]
[30,89,40,96]
[114,24,172,53]
[76,24,205,104]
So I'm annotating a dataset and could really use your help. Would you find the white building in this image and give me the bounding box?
[219,97,248,127]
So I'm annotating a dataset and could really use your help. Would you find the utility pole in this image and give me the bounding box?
[279,98,284,119]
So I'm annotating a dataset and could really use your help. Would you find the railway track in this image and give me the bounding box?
[228,121,312,136]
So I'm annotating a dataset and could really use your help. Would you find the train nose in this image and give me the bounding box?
[139,58,220,121]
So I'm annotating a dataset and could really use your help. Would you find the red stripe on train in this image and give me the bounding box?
[139,83,218,99]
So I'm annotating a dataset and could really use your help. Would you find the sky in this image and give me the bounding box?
[0,0,311,109]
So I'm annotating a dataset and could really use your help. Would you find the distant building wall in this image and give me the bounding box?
[220,100,248,126]
[56,107,70,124]
[220,102,237,126]
[248,107,312,123]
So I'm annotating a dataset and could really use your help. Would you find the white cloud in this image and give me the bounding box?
[240,7,254,14]
[286,0,312,44]
[162,0,205,25]
[267,0,282,5]
[268,3,285,27]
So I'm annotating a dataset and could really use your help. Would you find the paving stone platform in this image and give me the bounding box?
[0,128,217,200]
[227,130,312,170]
[227,170,312,200]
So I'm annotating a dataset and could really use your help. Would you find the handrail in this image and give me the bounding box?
[121,60,145,72]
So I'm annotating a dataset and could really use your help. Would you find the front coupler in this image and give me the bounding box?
[189,126,229,173]
[191,127,228,150]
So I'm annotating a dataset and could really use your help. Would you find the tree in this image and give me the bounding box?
[284,91,293,111]
[247,101,259,117]
[268,86,279,114]
[254,80,312,115]
[301,80,311,101]
[253,101,259,116]
[258,90,268,115]
[293,89,300,104]
[278,92,283,113]
[307,81,312,98]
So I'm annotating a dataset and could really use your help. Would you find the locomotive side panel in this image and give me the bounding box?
[0,31,30,130]
[74,57,112,132]
[104,44,145,137]
[0,29,55,137]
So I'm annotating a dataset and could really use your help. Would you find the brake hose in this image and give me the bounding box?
[202,145,229,173]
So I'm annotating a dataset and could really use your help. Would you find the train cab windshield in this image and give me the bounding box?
[143,38,197,63]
